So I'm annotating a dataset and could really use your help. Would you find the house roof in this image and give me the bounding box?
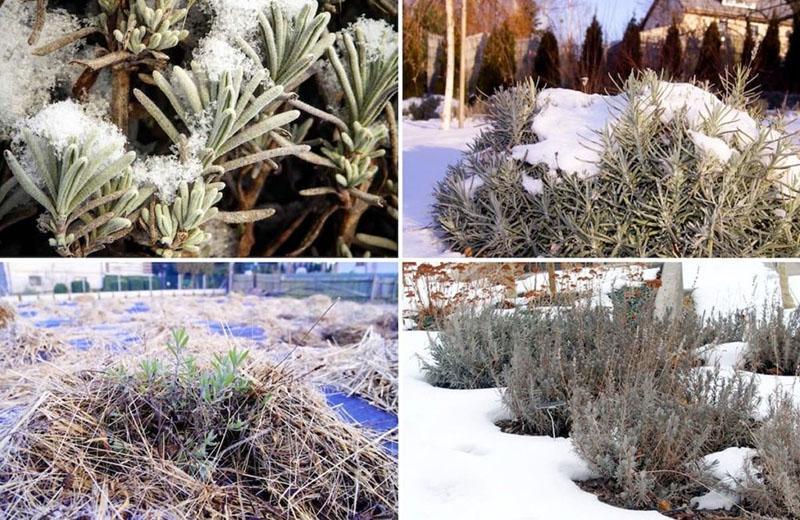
[642,0,794,28]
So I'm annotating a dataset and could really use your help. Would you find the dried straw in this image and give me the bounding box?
[0,359,397,519]
[291,327,398,412]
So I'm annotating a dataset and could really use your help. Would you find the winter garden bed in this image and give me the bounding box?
[403,261,800,519]
[0,292,398,517]
[0,0,398,258]
[406,70,800,258]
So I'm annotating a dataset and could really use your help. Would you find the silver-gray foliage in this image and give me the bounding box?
[433,70,800,258]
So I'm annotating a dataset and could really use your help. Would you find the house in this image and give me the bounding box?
[641,0,794,66]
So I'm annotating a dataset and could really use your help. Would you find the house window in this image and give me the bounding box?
[28,275,42,286]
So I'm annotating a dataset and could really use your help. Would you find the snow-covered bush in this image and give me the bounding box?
[570,368,759,510]
[421,305,539,389]
[0,0,398,257]
[743,397,800,518]
[745,305,800,376]
[434,69,800,257]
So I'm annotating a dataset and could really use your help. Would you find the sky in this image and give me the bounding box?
[539,0,652,42]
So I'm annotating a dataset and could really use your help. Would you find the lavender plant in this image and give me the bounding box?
[0,0,398,257]
[433,69,800,258]
[745,305,800,376]
[743,396,800,519]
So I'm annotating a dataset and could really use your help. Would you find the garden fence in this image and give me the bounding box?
[231,273,397,302]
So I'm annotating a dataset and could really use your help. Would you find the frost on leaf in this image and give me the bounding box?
[132,155,204,204]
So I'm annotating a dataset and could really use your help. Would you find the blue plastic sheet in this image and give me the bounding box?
[126,302,150,313]
[324,387,398,456]
[68,338,92,351]
[204,321,267,342]
[34,317,73,328]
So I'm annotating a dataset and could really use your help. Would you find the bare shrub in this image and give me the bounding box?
[503,296,706,437]
[745,305,800,375]
[422,306,541,389]
[571,368,759,510]
[743,396,800,518]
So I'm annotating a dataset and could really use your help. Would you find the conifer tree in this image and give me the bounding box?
[580,16,604,92]
[695,22,723,87]
[785,15,800,91]
[477,20,517,95]
[660,20,682,79]
[741,19,756,66]
[614,18,642,80]
[534,30,560,88]
[754,17,782,90]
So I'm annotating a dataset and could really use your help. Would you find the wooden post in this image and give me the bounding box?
[370,273,380,301]
[458,0,467,128]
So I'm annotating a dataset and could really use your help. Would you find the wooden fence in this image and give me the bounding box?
[231,273,398,302]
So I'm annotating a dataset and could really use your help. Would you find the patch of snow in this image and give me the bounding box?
[202,0,272,36]
[683,261,780,318]
[16,100,128,182]
[0,3,84,135]
[343,17,398,61]
[192,35,255,81]
[511,88,611,179]
[131,155,203,203]
[461,175,483,198]
[699,342,748,369]
[521,176,542,194]
[510,81,796,184]
[402,118,482,257]
[691,447,758,511]
[401,331,664,520]
[688,130,734,163]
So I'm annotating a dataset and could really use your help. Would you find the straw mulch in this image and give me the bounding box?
[0,357,397,519]
[292,328,398,412]
[0,303,65,368]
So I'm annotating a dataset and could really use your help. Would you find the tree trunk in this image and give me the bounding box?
[547,263,556,297]
[776,263,796,309]
[442,0,455,130]
[654,263,683,321]
[458,0,467,128]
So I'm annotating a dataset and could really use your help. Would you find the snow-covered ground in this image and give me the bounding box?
[401,261,800,518]
[400,331,665,520]
[401,118,481,257]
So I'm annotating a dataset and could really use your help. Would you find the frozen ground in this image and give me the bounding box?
[402,261,800,518]
[402,118,481,257]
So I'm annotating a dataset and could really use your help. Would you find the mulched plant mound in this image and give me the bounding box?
[0,355,397,519]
